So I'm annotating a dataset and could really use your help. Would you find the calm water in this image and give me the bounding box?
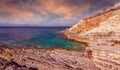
[0,27,85,50]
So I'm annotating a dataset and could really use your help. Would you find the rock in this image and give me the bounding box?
[0,46,99,70]
[63,2,120,70]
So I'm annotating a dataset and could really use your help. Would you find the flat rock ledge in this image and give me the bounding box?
[0,45,99,70]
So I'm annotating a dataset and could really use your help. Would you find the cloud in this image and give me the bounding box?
[0,0,120,26]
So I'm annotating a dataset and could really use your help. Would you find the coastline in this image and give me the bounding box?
[0,45,99,70]
[61,4,120,69]
[0,30,120,70]
[0,2,120,70]
[63,29,120,70]
[61,31,90,46]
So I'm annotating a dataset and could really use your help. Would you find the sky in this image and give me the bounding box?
[0,0,120,26]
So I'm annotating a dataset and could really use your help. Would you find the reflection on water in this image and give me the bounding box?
[0,27,85,51]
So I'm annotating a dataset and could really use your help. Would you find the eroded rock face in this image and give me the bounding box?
[86,45,120,70]
[68,3,120,34]
[64,2,120,70]
[0,46,99,70]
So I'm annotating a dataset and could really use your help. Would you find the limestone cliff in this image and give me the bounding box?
[64,2,120,70]
[65,2,120,46]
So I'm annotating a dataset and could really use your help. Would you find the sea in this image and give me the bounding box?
[0,27,85,50]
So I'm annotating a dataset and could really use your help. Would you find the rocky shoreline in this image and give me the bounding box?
[0,2,120,70]
[63,31,120,70]
[0,45,100,70]
[62,3,120,70]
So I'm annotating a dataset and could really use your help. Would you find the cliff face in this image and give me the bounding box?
[64,3,120,70]
[69,3,120,33]
[66,3,120,46]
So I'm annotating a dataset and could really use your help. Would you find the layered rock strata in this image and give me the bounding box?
[64,3,120,70]
[0,46,99,70]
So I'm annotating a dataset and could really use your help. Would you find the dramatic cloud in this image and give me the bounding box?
[0,0,119,26]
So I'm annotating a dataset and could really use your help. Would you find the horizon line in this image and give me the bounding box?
[0,26,71,28]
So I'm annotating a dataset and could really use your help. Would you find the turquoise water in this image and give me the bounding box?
[0,27,85,50]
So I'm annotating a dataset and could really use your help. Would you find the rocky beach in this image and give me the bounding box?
[0,45,99,70]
